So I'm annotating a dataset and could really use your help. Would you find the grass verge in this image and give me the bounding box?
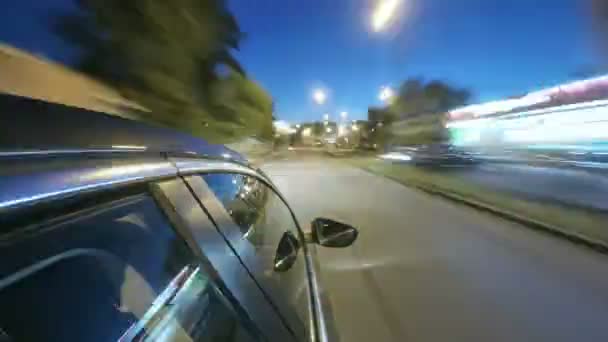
[345,157,608,249]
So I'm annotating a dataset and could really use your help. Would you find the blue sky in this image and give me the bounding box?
[230,0,599,121]
[0,0,601,122]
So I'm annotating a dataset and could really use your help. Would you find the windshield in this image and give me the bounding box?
[2,1,608,341]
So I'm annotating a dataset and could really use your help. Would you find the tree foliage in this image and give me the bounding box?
[209,71,274,141]
[380,78,471,146]
[387,78,471,119]
[52,0,273,143]
[592,0,608,57]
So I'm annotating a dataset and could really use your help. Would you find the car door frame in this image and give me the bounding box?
[150,176,295,341]
[170,157,329,342]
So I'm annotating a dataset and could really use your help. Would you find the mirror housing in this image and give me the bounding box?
[309,218,358,248]
[274,232,299,272]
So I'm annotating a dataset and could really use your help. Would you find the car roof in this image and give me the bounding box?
[0,94,245,162]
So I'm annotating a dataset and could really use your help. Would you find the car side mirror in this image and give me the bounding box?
[308,218,358,248]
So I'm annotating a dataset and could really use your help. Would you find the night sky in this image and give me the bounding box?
[0,0,600,122]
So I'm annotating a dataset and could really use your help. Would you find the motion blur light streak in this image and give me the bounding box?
[503,121,608,143]
[449,74,608,120]
[379,152,412,161]
[111,145,147,150]
[446,118,493,129]
[372,0,401,32]
[449,94,551,118]
[448,98,608,147]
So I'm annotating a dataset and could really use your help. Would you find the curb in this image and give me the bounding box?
[359,166,608,255]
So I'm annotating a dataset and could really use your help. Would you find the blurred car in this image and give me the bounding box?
[390,144,478,167]
[0,95,358,342]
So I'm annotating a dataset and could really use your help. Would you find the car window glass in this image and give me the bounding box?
[200,174,309,339]
[0,194,258,342]
[201,174,298,247]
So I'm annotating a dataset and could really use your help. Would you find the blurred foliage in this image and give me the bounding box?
[368,125,391,149]
[380,78,470,146]
[312,122,324,136]
[52,0,273,143]
[592,0,608,60]
[387,78,470,119]
[210,71,274,141]
[389,114,447,145]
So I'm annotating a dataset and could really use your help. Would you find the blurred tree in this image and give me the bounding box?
[570,64,605,79]
[51,0,273,143]
[380,78,470,147]
[388,78,470,119]
[209,71,274,141]
[591,0,608,60]
[312,122,324,136]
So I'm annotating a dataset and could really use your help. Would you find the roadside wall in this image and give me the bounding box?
[0,44,145,117]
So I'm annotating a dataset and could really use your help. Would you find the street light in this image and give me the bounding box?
[379,86,394,103]
[372,0,401,32]
[313,89,327,105]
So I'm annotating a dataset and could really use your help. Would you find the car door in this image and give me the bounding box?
[0,155,293,342]
[182,172,312,342]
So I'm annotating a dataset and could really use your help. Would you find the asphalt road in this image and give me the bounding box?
[262,154,608,342]
[452,163,608,212]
